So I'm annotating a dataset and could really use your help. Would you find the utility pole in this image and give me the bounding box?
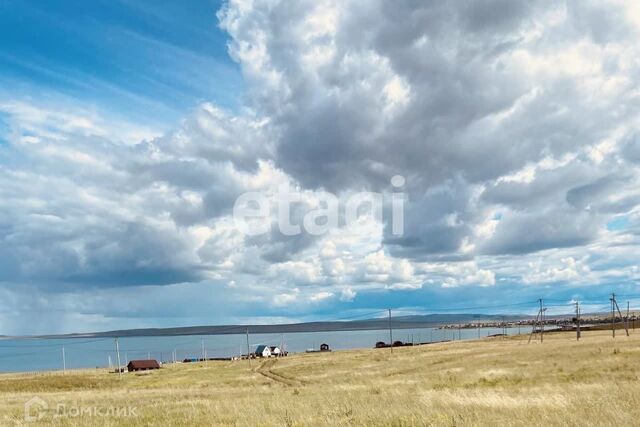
[201,338,205,361]
[611,293,629,337]
[62,346,66,375]
[115,338,122,379]
[280,334,284,357]
[627,301,630,333]
[528,300,544,344]
[611,293,616,338]
[388,308,393,354]
[575,301,581,341]
[245,328,252,366]
[502,316,507,338]
[540,299,544,343]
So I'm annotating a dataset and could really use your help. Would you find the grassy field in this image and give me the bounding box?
[2,330,640,426]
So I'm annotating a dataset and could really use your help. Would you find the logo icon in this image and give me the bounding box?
[24,396,48,422]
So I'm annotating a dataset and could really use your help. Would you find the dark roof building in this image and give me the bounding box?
[255,345,271,357]
[127,359,160,372]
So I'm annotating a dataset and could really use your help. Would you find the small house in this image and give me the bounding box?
[127,359,160,372]
[254,345,272,358]
[320,343,330,352]
[269,346,282,357]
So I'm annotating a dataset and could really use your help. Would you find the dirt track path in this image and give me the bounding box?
[255,359,304,387]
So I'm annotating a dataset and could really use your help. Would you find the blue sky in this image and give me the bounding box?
[0,0,241,130]
[2,1,640,335]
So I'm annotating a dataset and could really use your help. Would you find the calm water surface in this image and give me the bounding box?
[0,326,534,373]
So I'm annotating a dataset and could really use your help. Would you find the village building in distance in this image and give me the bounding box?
[254,345,287,358]
[127,359,161,372]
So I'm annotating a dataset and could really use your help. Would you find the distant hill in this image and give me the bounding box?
[33,313,532,339]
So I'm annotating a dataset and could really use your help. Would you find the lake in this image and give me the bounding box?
[0,326,535,373]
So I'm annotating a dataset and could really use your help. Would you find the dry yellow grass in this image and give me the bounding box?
[2,330,640,426]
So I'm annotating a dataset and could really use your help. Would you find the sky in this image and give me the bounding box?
[2,0,640,335]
